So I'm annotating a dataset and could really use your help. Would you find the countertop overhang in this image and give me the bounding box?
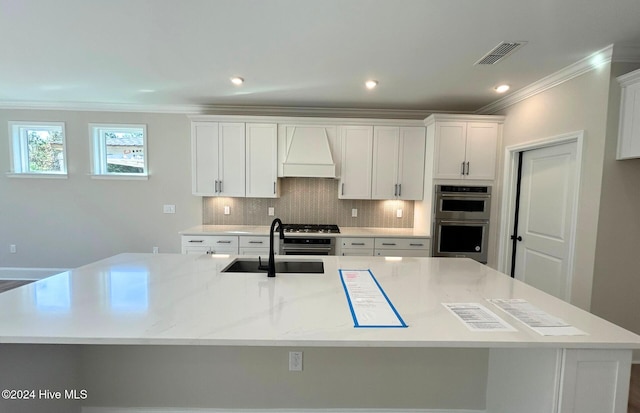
[0,254,638,349]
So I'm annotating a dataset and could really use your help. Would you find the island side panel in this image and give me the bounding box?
[79,345,488,410]
[0,344,82,413]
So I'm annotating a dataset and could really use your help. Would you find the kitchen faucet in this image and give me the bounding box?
[261,218,284,277]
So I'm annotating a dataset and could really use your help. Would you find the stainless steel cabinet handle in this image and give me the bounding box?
[341,183,345,195]
[461,162,465,175]
[409,243,424,247]
[219,180,223,193]
[351,242,365,246]
[214,180,218,193]
[466,161,470,175]
[188,240,204,243]
[398,183,402,197]
[394,184,398,196]
[382,242,397,246]
[249,241,264,244]
[217,240,232,244]
[273,182,276,194]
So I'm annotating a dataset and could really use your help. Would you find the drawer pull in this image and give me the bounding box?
[217,240,232,244]
[188,240,204,243]
[410,243,424,247]
[382,243,396,246]
[351,242,366,246]
[249,241,264,244]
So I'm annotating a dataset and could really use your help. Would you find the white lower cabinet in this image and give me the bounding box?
[338,237,374,256]
[181,235,239,255]
[238,236,277,256]
[374,238,431,257]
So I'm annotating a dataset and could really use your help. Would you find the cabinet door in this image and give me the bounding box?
[218,123,246,197]
[617,80,640,159]
[246,123,278,198]
[433,122,467,180]
[191,122,219,195]
[465,122,498,180]
[339,125,373,199]
[397,127,426,200]
[371,126,400,199]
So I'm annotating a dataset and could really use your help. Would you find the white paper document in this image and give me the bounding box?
[339,269,407,328]
[443,303,516,332]
[487,298,586,336]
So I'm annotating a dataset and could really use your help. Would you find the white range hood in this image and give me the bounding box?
[281,126,336,178]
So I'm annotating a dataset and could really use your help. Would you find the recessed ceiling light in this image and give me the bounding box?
[495,84,510,93]
[365,80,378,89]
[230,77,244,85]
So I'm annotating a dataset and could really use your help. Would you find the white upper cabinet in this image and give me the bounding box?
[371,126,426,200]
[617,68,640,160]
[432,119,499,180]
[191,122,245,196]
[246,123,279,198]
[339,125,374,199]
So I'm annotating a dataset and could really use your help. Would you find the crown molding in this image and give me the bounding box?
[476,44,615,115]
[612,43,640,63]
[0,100,458,120]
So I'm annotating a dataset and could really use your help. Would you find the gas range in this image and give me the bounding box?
[280,224,340,234]
[278,224,340,255]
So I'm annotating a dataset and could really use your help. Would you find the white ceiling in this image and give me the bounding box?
[2,0,640,115]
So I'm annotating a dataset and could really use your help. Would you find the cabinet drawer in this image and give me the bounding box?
[374,238,430,250]
[239,236,269,248]
[340,237,374,249]
[375,249,430,257]
[181,235,238,248]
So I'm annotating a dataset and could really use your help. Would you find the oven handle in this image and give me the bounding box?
[438,193,490,198]
[438,220,489,225]
[281,246,333,251]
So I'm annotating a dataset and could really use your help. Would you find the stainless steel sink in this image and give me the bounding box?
[221,258,324,274]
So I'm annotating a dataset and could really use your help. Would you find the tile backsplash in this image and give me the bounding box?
[203,178,414,227]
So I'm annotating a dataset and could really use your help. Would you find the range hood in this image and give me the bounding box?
[282,126,336,178]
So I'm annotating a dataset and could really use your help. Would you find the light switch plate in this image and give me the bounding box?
[224,206,230,215]
[163,204,176,214]
[268,207,275,216]
[396,209,403,218]
[352,208,358,217]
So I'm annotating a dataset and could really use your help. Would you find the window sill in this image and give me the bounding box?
[90,174,149,181]
[6,173,68,179]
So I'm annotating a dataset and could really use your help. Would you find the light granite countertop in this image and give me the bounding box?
[180,225,430,238]
[1,253,638,349]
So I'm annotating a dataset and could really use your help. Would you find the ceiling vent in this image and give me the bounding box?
[475,41,527,65]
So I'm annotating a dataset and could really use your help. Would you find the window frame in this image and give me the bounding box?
[7,121,68,178]
[89,123,148,180]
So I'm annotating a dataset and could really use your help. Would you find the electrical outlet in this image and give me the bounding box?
[289,351,303,371]
[396,209,403,218]
[351,208,358,217]
[9,244,16,254]
[224,206,230,215]
[153,247,159,254]
[268,207,275,216]
[163,204,176,214]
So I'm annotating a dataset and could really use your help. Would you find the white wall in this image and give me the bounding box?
[495,63,612,310]
[0,109,201,269]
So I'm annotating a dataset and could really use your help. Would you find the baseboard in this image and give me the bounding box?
[82,408,485,413]
[0,267,68,280]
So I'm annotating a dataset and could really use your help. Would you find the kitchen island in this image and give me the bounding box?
[1,253,638,413]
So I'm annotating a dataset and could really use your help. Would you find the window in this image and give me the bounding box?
[90,124,148,178]
[8,122,67,176]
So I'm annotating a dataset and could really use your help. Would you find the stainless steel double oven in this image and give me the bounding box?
[433,185,491,263]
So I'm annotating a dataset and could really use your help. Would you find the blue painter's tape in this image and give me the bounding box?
[338,269,408,328]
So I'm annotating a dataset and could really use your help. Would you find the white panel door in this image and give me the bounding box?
[218,122,246,197]
[465,122,498,180]
[371,127,400,199]
[514,141,577,300]
[433,122,467,179]
[246,123,278,198]
[191,122,219,195]
[339,125,373,199]
[397,127,426,200]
